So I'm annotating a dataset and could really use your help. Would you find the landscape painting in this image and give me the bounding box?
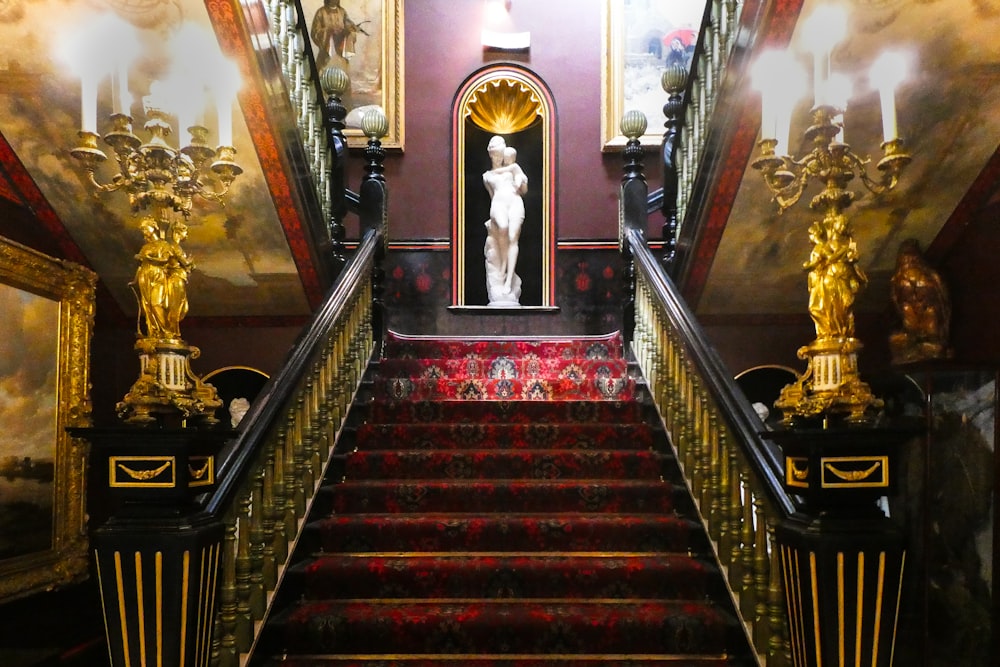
[0,238,94,603]
[0,283,59,561]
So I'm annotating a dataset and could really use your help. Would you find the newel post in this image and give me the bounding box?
[765,424,920,667]
[619,110,648,348]
[360,107,389,358]
[71,426,232,667]
[661,63,687,271]
[321,67,349,266]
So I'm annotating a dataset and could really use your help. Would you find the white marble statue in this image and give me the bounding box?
[482,135,527,306]
[229,397,251,428]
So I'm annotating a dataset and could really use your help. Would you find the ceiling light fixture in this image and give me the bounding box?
[482,0,529,51]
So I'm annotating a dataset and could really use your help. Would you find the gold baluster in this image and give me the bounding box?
[753,498,771,652]
[284,410,305,523]
[234,493,253,652]
[740,480,758,619]
[767,518,791,667]
[260,450,277,590]
[706,411,723,543]
[215,516,238,667]
[247,471,266,620]
[727,449,745,591]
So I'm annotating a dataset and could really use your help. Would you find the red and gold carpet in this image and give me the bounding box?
[262,332,750,666]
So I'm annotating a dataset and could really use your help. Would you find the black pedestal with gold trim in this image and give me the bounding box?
[766,425,920,667]
[72,427,232,667]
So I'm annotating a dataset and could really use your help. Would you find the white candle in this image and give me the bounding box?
[116,62,130,116]
[879,86,897,142]
[217,102,232,147]
[813,49,826,108]
[775,104,793,157]
[870,51,908,143]
[81,72,98,133]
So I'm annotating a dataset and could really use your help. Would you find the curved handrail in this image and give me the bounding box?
[628,227,795,516]
[207,228,378,514]
[207,228,378,666]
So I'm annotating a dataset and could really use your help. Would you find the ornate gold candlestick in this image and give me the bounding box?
[753,104,910,424]
[72,106,243,426]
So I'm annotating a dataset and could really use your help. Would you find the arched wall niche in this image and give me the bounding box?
[450,65,556,309]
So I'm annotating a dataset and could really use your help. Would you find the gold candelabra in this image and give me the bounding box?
[71,103,242,426]
[751,7,911,425]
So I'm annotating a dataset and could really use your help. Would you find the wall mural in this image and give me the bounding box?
[0,0,310,319]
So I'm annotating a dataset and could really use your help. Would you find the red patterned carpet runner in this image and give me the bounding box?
[261,332,749,666]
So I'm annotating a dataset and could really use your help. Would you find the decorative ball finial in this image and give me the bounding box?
[619,109,648,141]
[361,106,389,140]
[320,66,350,97]
[661,63,688,95]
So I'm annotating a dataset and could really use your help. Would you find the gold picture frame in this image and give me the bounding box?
[0,237,96,603]
[303,0,404,149]
[601,0,700,151]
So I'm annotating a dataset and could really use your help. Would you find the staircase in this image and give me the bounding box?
[257,331,752,666]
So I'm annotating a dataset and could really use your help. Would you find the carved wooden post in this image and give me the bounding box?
[661,63,687,271]
[766,425,919,667]
[70,427,231,667]
[321,67,349,265]
[619,110,648,348]
[360,107,389,358]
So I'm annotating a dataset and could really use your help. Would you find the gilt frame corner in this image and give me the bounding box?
[0,237,96,604]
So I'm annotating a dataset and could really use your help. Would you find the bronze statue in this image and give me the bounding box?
[889,238,952,364]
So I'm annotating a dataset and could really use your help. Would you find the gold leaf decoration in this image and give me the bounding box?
[466,78,543,135]
[824,461,881,482]
[118,461,172,481]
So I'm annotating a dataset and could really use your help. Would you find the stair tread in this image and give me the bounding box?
[264,335,749,665]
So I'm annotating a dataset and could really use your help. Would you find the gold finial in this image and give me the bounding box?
[361,106,389,140]
[619,109,648,141]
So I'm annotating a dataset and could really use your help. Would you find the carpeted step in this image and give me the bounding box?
[324,479,687,514]
[266,655,738,666]
[304,513,703,553]
[289,553,716,600]
[355,422,655,450]
[384,331,626,361]
[263,332,751,666]
[276,599,738,656]
[376,356,630,380]
[370,399,644,424]
[342,449,665,480]
[376,374,635,401]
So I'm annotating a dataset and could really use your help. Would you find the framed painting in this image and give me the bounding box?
[0,238,96,603]
[601,0,702,150]
[303,0,404,149]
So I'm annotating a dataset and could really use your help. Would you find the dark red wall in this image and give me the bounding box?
[348,0,656,241]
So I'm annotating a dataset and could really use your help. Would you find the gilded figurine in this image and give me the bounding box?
[889,238,952,364]
[132,219,193,340]
[803,214,867,341]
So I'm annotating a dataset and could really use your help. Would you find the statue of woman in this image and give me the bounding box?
[133,218,172,338]
[164,222,194,337]
[482,136,527,304]
[132,219,193,340]
[804,215,866,341]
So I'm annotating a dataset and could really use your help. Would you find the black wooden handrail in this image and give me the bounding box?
[627,226,796,518]
[207,226,379,515]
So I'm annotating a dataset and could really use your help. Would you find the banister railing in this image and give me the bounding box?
[626,226,794,666]
[656,0,747,268]
[209,227,379,666]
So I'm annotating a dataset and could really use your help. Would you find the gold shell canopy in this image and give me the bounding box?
[465,77,544,135]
